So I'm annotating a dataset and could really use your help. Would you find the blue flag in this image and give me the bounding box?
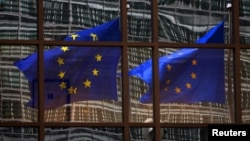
[129,20,225,104]
[14,18,121,109]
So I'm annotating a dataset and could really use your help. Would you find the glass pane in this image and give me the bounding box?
[165,128,207,141]
[43,0,120,40]
[241,49,250,123]
[31,45,121,122]
[127,1,152,42]
[130,127,206,140]
[0,0,37,40]
[159,48,231,123]
[0,127,38,140]
[128,47,153,122]
[240,0,250,44]
[45,127,122,140]
[158,0,230,43]
[0,45,38,122]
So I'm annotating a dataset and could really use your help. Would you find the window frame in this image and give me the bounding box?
[0,0,242,140]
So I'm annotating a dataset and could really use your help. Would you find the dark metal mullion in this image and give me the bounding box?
[151,0,161,141]
[0,40,236,48]
[232,0,242,123]
[120,0,130,140]
[37,0,45,140]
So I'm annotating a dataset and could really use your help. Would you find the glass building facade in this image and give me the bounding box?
[0,0,249,140]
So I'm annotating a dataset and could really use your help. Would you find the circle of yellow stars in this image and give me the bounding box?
[56,33,101,95]
[163,58,198,94]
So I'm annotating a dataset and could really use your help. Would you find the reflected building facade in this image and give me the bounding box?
[0,0,250,140]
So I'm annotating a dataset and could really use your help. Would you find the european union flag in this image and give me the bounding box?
[14,18,121,109]
[129,20,225,104]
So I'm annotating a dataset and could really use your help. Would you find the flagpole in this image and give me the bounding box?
[226,3,235,123]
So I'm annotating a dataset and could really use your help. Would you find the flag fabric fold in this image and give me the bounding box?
[14,18,121,109]
[129,20,225,104]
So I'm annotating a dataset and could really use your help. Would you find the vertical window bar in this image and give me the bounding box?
[232,0,242,123]
[37,0,45,140]
[120,0,129,140]
[151,0,160,141]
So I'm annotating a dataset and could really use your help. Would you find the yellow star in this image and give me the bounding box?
[59,82,67,89]
[95,54,102,62]
[61,46,69,52]
[68,86,77,94]
[166,64,172,71]
[186,82,192,89]
[58,71,65,79]
[83,79,91,88]
[92,68,99,76]
[190,72,197,79]
[175,87,181,94]
[57,57,64,65]
[71,34,78,40]
[90,33,98,41]
[192,59,197,65]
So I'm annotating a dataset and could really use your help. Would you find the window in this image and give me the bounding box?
[0,0,248,140]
